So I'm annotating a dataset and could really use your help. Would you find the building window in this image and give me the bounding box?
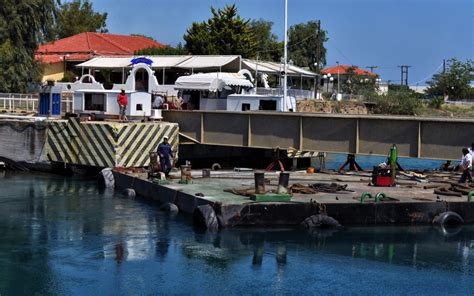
[84,93,106,112]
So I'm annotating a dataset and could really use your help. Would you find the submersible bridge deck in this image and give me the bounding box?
[113,169,474,228]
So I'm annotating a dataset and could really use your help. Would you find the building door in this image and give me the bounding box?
[135,69,149,92]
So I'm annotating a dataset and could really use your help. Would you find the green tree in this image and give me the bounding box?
[426,58,474,100]
[341,66,378,95]
[54,0,107,39]
[184,5,258,57]
[0,0,57,92]
[135,43,188,56]
[249,19,282,62]
[130,34,156,41]
[288,21,328,72]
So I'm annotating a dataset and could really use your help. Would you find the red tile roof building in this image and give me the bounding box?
[36,32,165,64]
[321,65,378,77]
[35,32,165,81]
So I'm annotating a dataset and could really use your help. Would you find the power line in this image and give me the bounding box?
[409,62,443,86]
[332,45,352,65]
[256,34,316,54]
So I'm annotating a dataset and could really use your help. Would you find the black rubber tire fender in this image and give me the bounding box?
[193,204,219,230]
[433,211,464,226]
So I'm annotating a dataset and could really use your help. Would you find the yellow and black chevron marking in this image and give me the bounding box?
[287,147,326,159]
[116,122,178,168]
[45,119,116,167]
[45,119,178,168]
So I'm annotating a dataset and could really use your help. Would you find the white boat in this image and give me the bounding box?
[174,71,296,112]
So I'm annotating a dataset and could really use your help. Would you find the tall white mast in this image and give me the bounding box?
[283,0,288,106]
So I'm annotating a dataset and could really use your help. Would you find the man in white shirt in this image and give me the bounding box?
[459,148,472,183]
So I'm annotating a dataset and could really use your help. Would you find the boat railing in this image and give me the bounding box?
[256,88,315,99]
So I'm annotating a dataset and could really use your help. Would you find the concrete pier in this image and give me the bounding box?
[0,115,178,169]
[113,169,474,227]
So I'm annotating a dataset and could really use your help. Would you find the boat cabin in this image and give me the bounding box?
[174,72,296,112]
[73,60,159,117]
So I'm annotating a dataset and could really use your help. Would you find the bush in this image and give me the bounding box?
[60,71,77,82]
[427,97,444,109]
[372,91,422,115]
[321,92,332,100]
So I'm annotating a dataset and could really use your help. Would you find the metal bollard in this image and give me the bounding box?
[277,171,290,194]
[202,169,211,178]
[254,171,265,194]
[180,165,192,183]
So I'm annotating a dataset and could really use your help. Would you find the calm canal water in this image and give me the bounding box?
[0,171,473,295]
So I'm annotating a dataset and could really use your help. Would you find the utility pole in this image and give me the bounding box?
[398,65,411,86]
[315,20,321,98]
[366,66,378,73]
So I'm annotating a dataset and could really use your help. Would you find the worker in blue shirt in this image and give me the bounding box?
[157,136,173,176]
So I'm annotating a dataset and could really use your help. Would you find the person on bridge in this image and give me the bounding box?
[117,89,128,122]
[157,136,174,177]
[459,148,472,183]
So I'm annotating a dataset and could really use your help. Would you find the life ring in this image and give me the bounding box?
[433,211,464,226]
[375,192,387,202]
[360,192,373,203]
[468,191,474,202]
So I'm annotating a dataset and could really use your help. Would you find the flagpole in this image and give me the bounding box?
[283,0,288,108]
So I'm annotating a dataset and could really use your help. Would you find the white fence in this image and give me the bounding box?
[0,93,38,113]
[0,92,74,114]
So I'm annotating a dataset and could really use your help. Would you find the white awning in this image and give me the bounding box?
[175,56,240,69]
[77,57,132,68]
[175,72,253,91]
[149,56,192,68]
[76,55,240,70]
[242,59,317,77]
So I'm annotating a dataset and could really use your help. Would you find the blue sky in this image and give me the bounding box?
[90,0,473,85]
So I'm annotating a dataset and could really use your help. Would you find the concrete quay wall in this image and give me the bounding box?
[0,117,48,162]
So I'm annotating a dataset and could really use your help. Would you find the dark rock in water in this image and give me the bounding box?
[123,188,136,198]
[301,214,341,229]
[160,202,179,213]
[193,204,219,230]
[99,168,115,188]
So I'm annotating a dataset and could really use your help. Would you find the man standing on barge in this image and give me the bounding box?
[459,148,472,183]
[117,89,128,122]
[157,136,174,177]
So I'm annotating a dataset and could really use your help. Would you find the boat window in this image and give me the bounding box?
[259,100,277,111]
[84,93,106,112]
[242,103,250,111]
[136,104,143,111]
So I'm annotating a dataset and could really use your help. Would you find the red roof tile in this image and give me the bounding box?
[321,65,378,77]
[36,32,165,64]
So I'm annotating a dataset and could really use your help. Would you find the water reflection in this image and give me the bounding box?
[0,172,473,295]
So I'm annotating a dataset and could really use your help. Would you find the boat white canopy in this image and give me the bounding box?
[76,55,241,70]
[242,59,317,77]
[174,72,254,91]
